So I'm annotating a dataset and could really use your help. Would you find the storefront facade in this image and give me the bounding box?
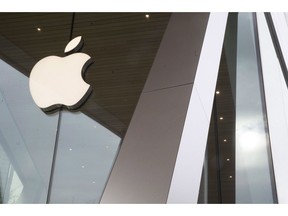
[1,12,288,204]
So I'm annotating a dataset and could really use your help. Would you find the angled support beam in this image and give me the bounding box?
[101,13,211,203]
[257,12,288,203]
[167,12,228,203]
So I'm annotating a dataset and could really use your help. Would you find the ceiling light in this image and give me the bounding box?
[226,158,230,161]
[224,139,227,142]
[145,14,150,18]
[37,27,41,32]
[229,175,233,179]
[219,117,223,120]
[69,148,73,151]
[216,91,220,94]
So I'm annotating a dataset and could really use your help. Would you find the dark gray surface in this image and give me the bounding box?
[143,13,209,92]
[100,84,193,203]
[101,13,209,203]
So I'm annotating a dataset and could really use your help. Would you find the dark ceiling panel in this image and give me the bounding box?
[0,12,171,137]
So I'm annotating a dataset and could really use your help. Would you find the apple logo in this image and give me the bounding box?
[29,36,93,112]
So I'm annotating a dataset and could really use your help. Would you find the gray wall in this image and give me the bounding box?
[100,13,209,203]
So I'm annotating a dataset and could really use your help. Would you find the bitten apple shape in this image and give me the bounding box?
[29,36,92,112]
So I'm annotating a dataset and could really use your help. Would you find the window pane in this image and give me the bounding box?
[235,12,276,204]
[49,111,121,203]
[198,13,277,203]
[0,59,59,203]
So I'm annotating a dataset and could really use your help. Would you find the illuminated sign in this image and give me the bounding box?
[29,36,93,112]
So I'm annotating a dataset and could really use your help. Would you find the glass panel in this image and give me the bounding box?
[6,166,24,203]
[0,59,59,203]
[49,111,121,203]
[235,13,276,203]
[198,13,277,203]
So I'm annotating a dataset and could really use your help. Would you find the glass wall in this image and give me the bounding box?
[49,111,120,203]
[198,13,277,203]
[235,13,276,203]
[0,59,59,203]
[0,58,121,203]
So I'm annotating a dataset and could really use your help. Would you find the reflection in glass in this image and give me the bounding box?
[0,59,59,203]
[49,111,121,203]
[0,58,121,204]
[198,13,277,203]
[235,13,276,204]
[6,166,23,203]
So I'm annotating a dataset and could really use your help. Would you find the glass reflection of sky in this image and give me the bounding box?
[235,13,275,203]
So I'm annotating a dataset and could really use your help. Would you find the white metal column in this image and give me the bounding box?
[167,13,228,203]
[257,12,288,203]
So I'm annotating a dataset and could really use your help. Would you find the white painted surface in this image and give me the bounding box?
[270,13,288,71]
[167,13,228,203]
[257,12,288,203]
[29,53,91,110]
[64,36,82,53]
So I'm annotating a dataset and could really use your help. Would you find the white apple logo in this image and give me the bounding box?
[29,36,93,112]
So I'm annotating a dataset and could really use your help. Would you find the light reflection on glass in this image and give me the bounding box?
[0,59,59,203]
[49,111,121,204]
[235,13,275,203]
[198,13,277,204]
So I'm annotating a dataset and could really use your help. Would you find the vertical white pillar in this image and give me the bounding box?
[257,12,288,203]
[167,13,228,203]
